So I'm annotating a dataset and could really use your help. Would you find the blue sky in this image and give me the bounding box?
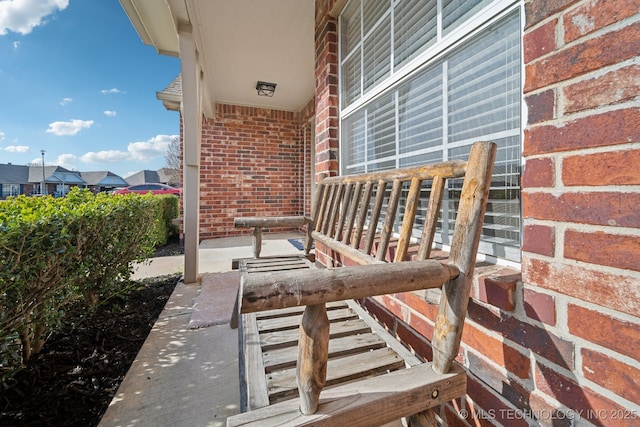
[0,0,180,178]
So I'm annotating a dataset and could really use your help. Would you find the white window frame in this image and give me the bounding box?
[338,0,524,264]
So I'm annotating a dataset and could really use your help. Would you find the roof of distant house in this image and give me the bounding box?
[0,163,30,184]
[125,168,177,186]
[126,169,162,186]
[80,171,129,187]
[0,163,175,190]
[28,166,86,185]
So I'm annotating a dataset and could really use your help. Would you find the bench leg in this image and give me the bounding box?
[296,303,329,415]
[407,408,438,426]
[230,285,240,330]
[304,223,313,255]
[252,227,262,258]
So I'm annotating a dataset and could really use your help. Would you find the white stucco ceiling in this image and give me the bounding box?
[121,0,316,112]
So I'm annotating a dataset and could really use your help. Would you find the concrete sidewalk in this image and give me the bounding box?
[99,232,306,427]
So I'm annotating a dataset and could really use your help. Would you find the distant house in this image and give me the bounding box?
[0,164,88,197]
[80,171,129,193]
[27,166,86,197]
[0,164,130,199]
[125,168,179,187]
[0,163,30,198]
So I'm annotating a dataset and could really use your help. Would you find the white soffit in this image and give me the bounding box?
[122,0,315,112]
[189,0,315,112]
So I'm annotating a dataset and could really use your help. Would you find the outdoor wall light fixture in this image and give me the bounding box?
[256,81,277,97]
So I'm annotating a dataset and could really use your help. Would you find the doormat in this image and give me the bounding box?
[288,238,314,251]
[188,271,239,329]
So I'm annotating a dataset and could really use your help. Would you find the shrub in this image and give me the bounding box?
[155,195,180,246]
[67,190,163,306]
[0,189,171,381]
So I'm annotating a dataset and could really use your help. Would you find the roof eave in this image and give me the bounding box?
[119,0,180,56]
[156,91,182,112]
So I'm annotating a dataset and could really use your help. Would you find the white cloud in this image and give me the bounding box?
[128,134,173,161]
[5,145,29,153]
[13,41,19,49]
[80,150,129,163]
[80,134,177,164]
[46,119,93,136]
[59,97,72,106]
[100,88,123,95]
[0,0,69,35]
[0,130,5,140]
[56,153,76,169]
[103,110,116,117]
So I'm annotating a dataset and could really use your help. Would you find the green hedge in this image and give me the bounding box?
[0,189,176,381]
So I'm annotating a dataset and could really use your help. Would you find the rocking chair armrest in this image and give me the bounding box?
[240,259,459,314]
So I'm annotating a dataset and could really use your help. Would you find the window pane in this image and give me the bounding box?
[445,13,521,259]
[399,150,443,168]
[343,110,366,174]
[342,47,362,105]
[363,0,388,35]
[398,64,443,156]
[366,93,395,164]
[446,136,521,259]
[341,0,361,56]
[394,0,438,68]
[363,15,391,92]
[448,14,521,142]
[443,0,494,34]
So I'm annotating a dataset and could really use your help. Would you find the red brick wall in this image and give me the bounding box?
[315,0,640,425]
[314,0,339,180]
[517,0,640,424]
[300,97,316,216]
[195,103,313,240]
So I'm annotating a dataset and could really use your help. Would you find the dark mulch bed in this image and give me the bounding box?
[0,254,181,426]
[152,235,184,257]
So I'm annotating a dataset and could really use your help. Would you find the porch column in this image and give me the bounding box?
[178,24,202,284]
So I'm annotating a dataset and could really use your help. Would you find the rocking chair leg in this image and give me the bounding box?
[252,227,262,258]
[296,304,330,415]
[407,408,438,427]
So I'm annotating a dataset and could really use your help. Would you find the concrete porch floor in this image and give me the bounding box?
[98,232,307,427]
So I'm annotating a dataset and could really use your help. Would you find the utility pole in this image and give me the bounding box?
[41,150,46,195]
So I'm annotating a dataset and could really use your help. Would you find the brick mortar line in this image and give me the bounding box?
[525,11,640,63]
[523,240,640,281]
[522,185,640,195]
[523,142,640,160]
[559,12,640,50]
[524,99,640,128]
[523,58,640,100]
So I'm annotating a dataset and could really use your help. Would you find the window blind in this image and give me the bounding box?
[366,93,396,165]
[443,0,494,34]
[342,50,362,105]
[398,65,443,157]
[394,0,438,68]
[363,15,391,92]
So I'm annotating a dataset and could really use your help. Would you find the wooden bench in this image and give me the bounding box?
[227,141,497,427]
[233,216,313,259]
